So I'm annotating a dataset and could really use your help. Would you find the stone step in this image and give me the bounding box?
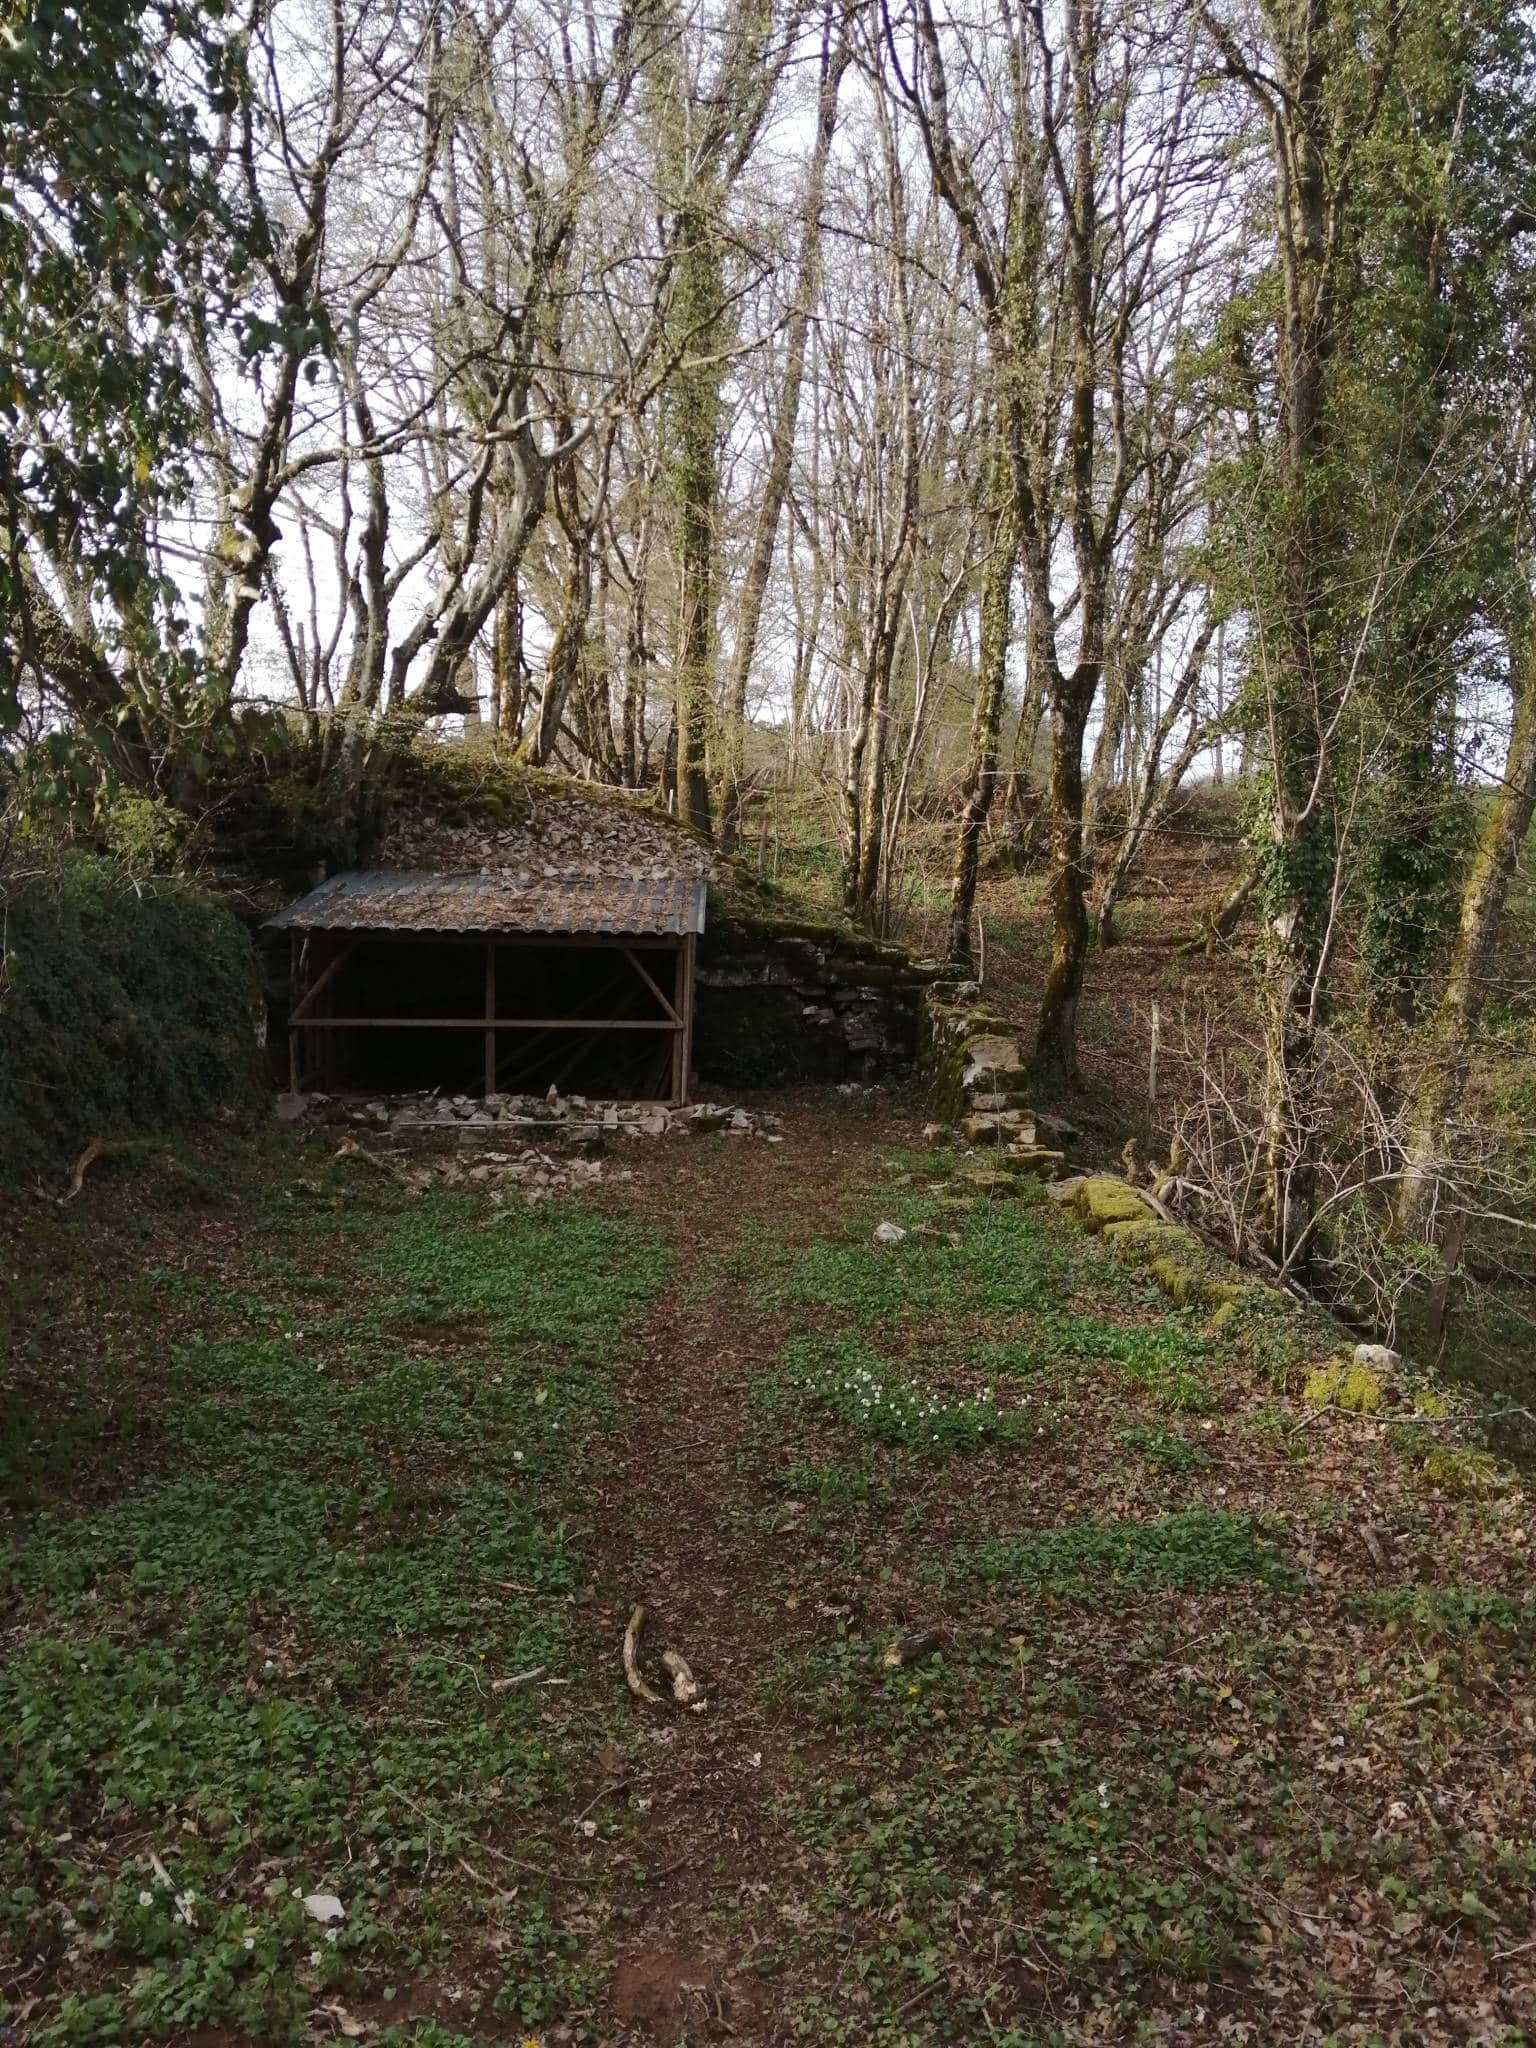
[997,1145,1067,1181]
[961,1110,1035,1146]
[965,1086,1036,1115]
[960,1035,1025,1093]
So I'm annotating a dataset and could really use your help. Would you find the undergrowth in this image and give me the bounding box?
[0,851,265,1185]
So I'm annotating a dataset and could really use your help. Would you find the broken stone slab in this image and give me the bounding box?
[960,1034,1025,1085]
[1353,1341,1401,1371]
[1045,1174,1088,1205]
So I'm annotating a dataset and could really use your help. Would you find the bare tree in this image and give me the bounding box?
[884,0,1220,1084]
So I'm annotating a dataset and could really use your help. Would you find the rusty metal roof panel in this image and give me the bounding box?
[265,869,707,937]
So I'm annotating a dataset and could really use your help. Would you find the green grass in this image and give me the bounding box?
[0,1167,669,2046]
[7,1123,1532,2046]
[946,1509,1298,1596]
[780,1334,1042,1456]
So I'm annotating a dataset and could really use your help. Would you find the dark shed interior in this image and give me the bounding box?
[267,870,705,1105]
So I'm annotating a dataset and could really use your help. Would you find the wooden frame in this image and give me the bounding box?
[287,928,696,1106]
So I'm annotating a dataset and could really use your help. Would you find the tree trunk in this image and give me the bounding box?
[673,211,721,839]
[856,637,895,923]
[1082,659,1129,862]
[1250,4,1349,1269]
[946,497,1017,965]
[531,533,591,767]
[492,578,526,739]
[1396,630,1536,1238]
[1032,665,1097,1085]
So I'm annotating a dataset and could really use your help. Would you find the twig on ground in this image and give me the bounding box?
[490,1666,546,1693]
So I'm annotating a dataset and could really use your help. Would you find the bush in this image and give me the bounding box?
[0,854,266,1185]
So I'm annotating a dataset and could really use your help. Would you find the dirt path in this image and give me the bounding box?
[569,1102,917,2045]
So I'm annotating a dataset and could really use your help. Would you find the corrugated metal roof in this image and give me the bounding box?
[265,869,707,937]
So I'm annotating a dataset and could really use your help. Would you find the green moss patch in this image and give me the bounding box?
[1304,1359,1386,1413]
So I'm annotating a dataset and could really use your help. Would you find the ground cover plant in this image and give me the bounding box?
[3,1107,1534,2046]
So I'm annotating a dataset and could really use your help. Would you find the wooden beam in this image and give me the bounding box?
[624,945,682,1025]
[288,933,300,1093]
[288,939,362,1023]
[277,927,692,952]
[299,1015,683,1032]
[672,933,697,1105]
[685,932,698,1101]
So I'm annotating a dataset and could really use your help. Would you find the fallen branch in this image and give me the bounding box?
[58,1135,107,1203]
[623,1605,708,1710]
[332,1134,414,1184]
[622,1605,664,1705]
[661,1648,705,1709]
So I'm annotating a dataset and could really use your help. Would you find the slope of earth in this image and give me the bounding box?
[3,1108,1534,2048]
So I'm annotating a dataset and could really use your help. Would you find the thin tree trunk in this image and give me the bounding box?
[673,210,720,838]
[531,535,591,767]
[494,577,526,739]
[719,14,848,848]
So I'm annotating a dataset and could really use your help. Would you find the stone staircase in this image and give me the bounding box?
[924,981,1069,1182]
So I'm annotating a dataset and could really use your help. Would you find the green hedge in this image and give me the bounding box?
[0,855,267,1185]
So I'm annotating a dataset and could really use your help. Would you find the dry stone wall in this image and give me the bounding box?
[695,894,951,1086]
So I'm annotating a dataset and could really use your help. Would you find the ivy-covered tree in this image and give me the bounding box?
[0,0,266,807]
[1350,0,1535,1022]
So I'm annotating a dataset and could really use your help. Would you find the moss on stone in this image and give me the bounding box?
[1100,1215,1169,1248]
[1304,1360,1385,1414]
[995,1147,1066,1181]
[1077,1177,1153,1230]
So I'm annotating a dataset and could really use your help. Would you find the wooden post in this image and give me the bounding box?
[288,934,300,1094]
[669,940,685,1105]
[484,942,496,1097]
[672,932,697,1106]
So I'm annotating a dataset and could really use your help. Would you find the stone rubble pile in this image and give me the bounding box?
[375,786,714,882]
[286,1089,783,1145]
